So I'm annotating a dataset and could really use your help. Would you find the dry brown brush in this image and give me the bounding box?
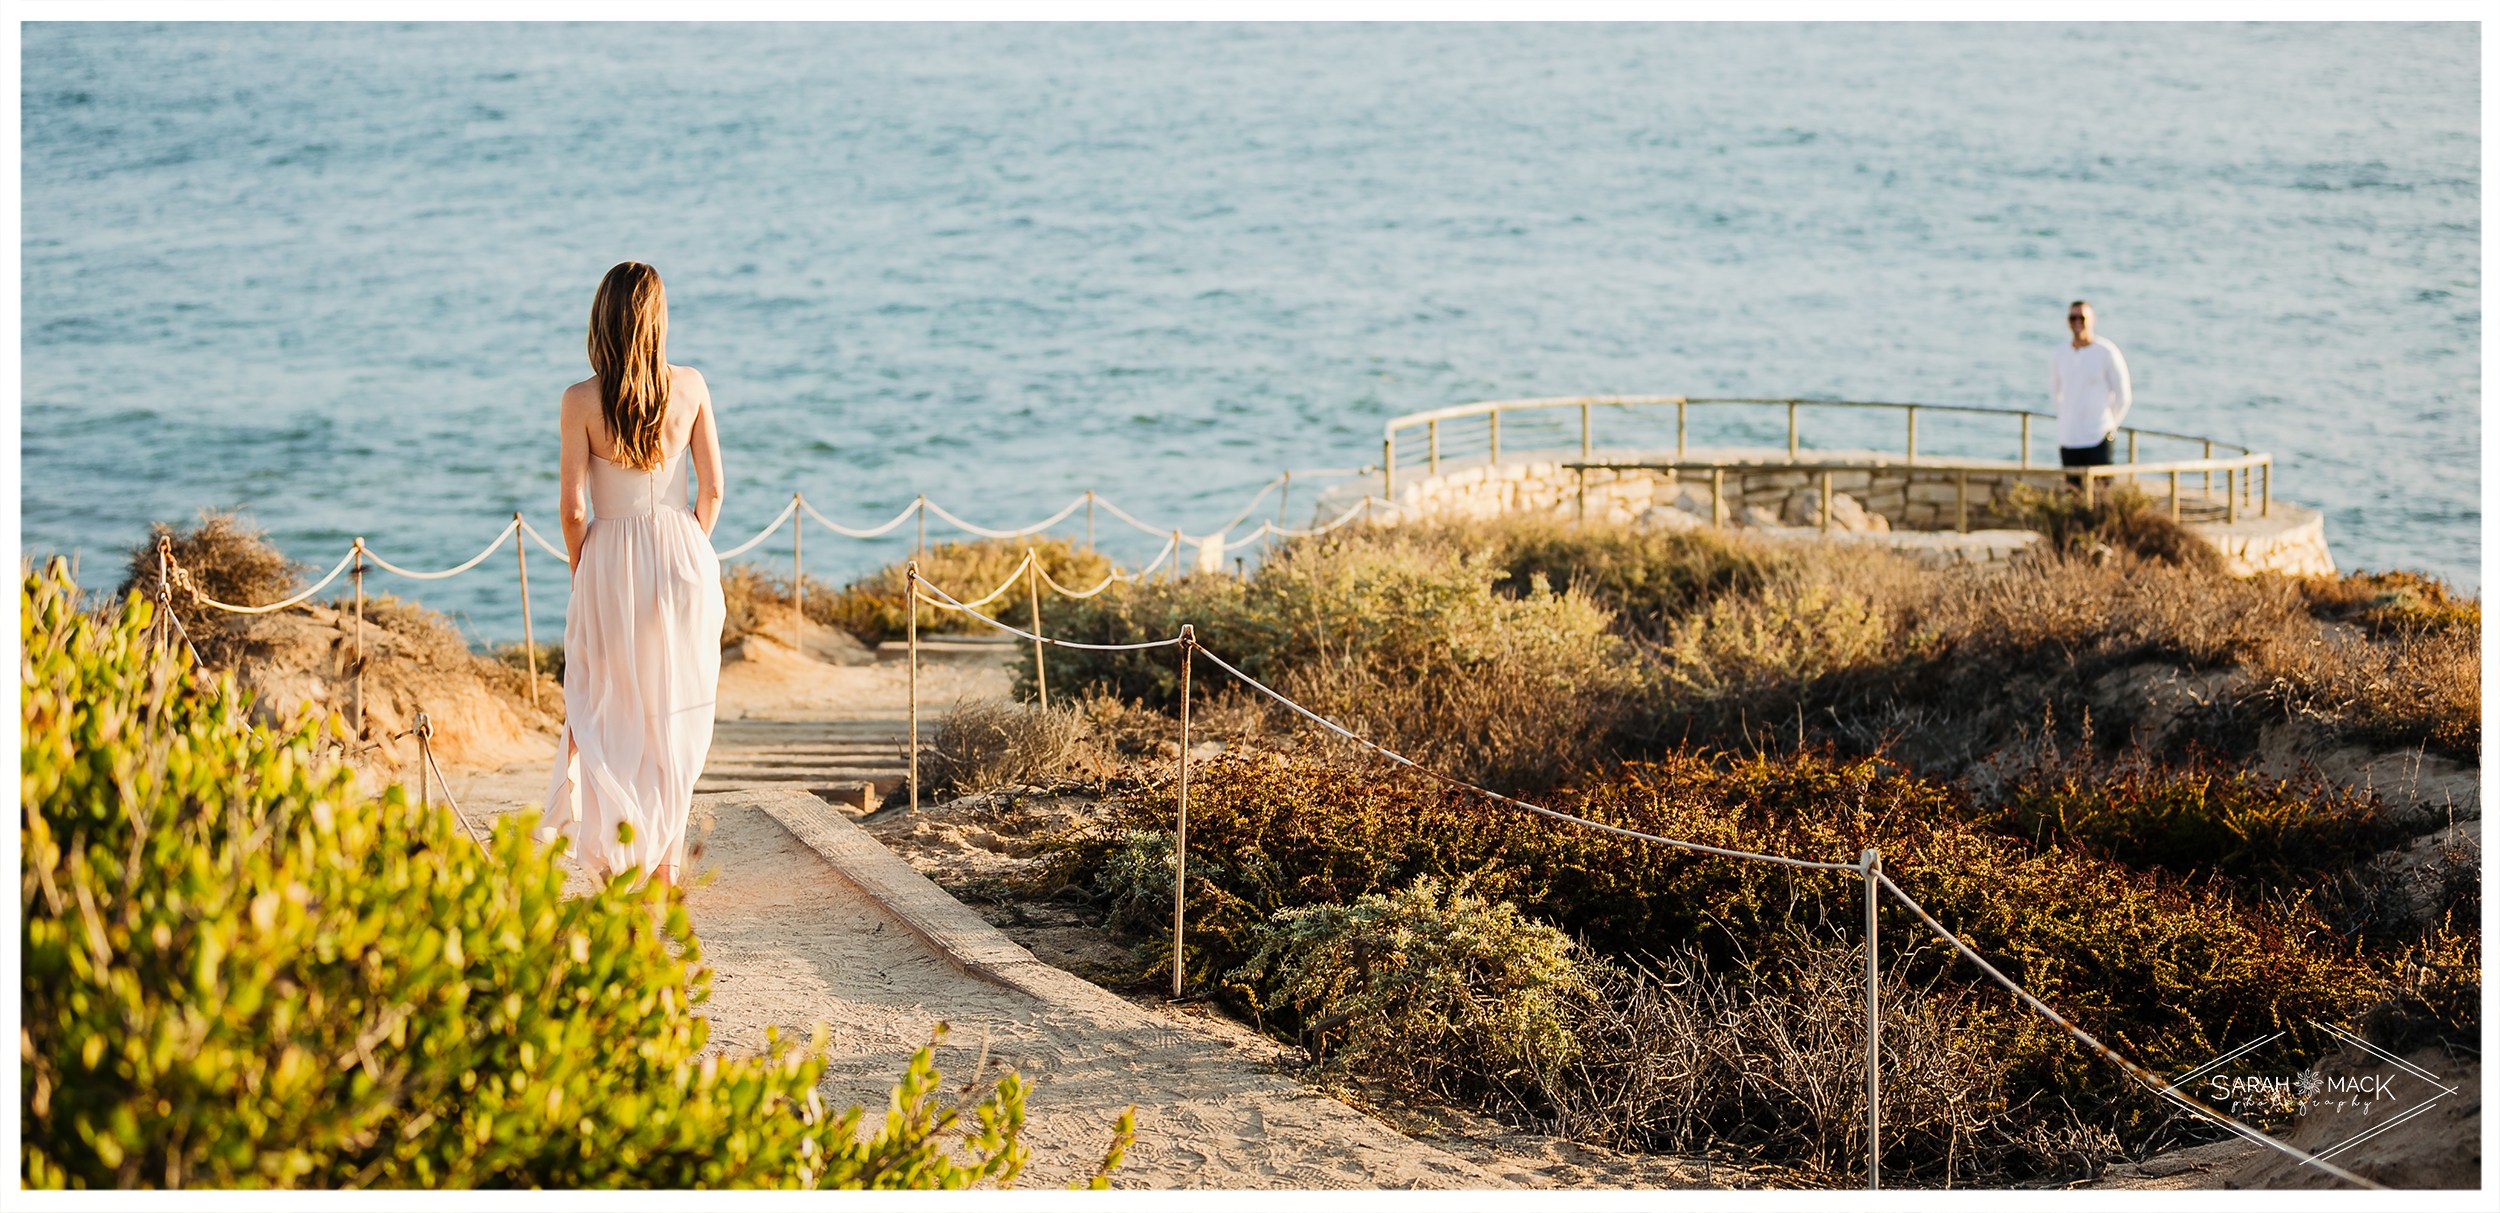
[116,508,309,665]
[1543,937,2116,1187]
[926,698,1090,797]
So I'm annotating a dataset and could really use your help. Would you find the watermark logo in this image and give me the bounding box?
[2168,1020,2459,1170]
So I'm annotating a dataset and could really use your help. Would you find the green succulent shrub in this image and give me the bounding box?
[1228,876,1589,1101]
[20,562,1130,1189]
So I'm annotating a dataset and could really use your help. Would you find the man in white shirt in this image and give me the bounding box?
[2049,299,2131,487]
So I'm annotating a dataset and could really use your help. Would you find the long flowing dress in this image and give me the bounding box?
[541,441,726,882]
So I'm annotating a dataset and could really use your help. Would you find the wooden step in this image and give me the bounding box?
[700,765,909,783]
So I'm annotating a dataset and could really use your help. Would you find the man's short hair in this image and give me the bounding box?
[2069,299,2091,311]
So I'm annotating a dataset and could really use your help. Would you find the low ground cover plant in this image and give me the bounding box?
[1983,741,2401,905]
[20,563,1128,1189]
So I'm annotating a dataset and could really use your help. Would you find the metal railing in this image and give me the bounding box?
[1381,394,2263,515]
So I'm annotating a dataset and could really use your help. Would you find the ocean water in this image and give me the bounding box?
[20,22,2480,640]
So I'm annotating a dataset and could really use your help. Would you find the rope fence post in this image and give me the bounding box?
[152,535,173,659]
[352,538,368,739]
[1905,405,1917,463]
[514,511,538,710]
[1956,472,1970,533]
[1169,529,1181,584]
[1862,847,1882,1191]
[415,711,432,814]
[907,561,920,814]
[150,541,205,670]
[1173,623,1195,999]
[1276,470,1292,530]
[1820,469,1833,532]
[793,491,805,620]
[1085,490,1096,551]
[916,495,927,559]
[1027,550,1048,710]
[1786,400,1799,460]
[1676,397,1687,458]
[1382,437,1394,502]
[2020,414,2032,468]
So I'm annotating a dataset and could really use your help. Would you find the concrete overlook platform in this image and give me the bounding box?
[1317,396,2336,576]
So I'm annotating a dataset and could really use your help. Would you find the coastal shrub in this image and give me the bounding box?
[718,562,792,647]
[1465,515,1796,636]
[927,699,1088,796]
[116,508,308,665]
[2002,483,2226,572]
[1656,568,1905,705]
[810,538,1113,646]
[2361,916,2481,1054]
[20,563,1127,1189]
[494,639,566,687]
[2243,614,2480,761]
[2295,569,2481,637]
[1044,536,1645,787]
[1984,743,2399,897]
[1228,876,1588,1102]
[1089,830,1183,937]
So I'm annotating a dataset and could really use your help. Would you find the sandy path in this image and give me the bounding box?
[677,793,1505,1188]
[434,637,1620,1189]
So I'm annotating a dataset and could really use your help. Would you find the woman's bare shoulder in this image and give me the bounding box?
[669,363,712,400]
[560,376,599,421]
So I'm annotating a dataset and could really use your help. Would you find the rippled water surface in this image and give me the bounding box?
[21,22,2480,636]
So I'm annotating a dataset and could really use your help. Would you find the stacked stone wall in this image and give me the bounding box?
[1392,457,2076,532]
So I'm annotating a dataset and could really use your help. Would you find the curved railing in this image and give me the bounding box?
[1380,395,2270,521]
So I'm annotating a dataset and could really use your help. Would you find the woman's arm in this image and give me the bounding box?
[557,384,593,573]
[684,369,725,538]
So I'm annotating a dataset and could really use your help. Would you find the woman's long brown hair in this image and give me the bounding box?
[586,261,671,470]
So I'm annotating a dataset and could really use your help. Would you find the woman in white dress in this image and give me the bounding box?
[541,261,727,889]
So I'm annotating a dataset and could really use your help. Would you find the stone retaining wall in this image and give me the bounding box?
[1392,449,2075,532]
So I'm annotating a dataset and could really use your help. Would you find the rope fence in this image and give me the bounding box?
[140,469,1388,738]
